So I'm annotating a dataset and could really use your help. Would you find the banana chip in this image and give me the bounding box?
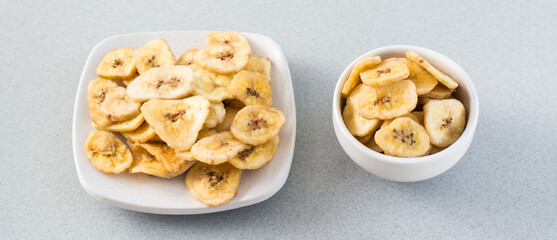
[126,66,194,101]
[96,47,137,80]
[375,117,431,158]
[348,81,417,120]
[365,133,383,153]
[360,58,410,87]
[186,162,242,207]
[214,106,241,132]
[230,105,285,146]
[141,96,210,151]
[229,71,272,106]
[91,113,144,132]
[135,38,176,74]
[87,78,119,128]
[396,58,438,95]
[341,56,382,98]
[85,130,133,173]
[342,101,381,137]
[424,99,466,147]
[242,57,271,80]
[128,143,195,178]
[100,87,141,122]
[197,128,218,140]
[229,136,279,169]
[191,132,249,165]
[190,64,234,102]
[177,48,200,66]
[204,102,226,129]
[411,111,424,125]
[196,32,251,74]
[420,84,453,99]
[355,133,373,144]
[406,50,458,91]
[121,121,158,143]
[122,73,139,86]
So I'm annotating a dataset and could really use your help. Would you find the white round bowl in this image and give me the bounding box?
[332,45,479,182]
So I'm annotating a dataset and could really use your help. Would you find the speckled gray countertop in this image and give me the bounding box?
[1,0,556,239]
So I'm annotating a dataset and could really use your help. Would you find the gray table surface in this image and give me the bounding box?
[1,0,556,239]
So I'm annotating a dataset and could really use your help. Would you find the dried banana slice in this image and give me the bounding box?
[229,135,279,169]
[135,38,176,74]
[122,73,139,86]
[197,128,218,140]
[342,101,381,137]
[128,143,195,178]
[341,56,382,98]
[140,142,195,176]
[412,111,424,125]
[229,70,272,106]
[99,87,141,122]
[214,106,241,132]
[96,47,137,80]
[242,57,271,80]
[175,150,196,161]
[85,130,132,174]
[347,81,417,120]
[230,105,286,145]
[423,99,466,147]
[204,102,226,129]
[176,48,200,66]
[393,58,438,95]
[418,97,434,105]
[87,78,119,127]
[206,31,250,49]
[185,162,243,207]
[190,65,234,102]
[121,121,158,143]
[128,144,167,177]
[420,84,452,99]
[126,66,194,101]
[150,135,162,142]
[223,99,245,108]
[196,31,251,74]
[406,50,458,91]
[375,117,431,158]
[195,44,249,74]
[360,58,410,87]
[355,133,372,144]
[365,134,383,153]
[419,96,455,105]
[430,145,446,155]
[191,132,249,165]
[141,96,210,151]
[91,113,144,132]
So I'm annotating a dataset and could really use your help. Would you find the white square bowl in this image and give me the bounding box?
[72,31,296,214]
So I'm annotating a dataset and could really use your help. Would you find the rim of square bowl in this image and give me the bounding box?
[332,45,479,165]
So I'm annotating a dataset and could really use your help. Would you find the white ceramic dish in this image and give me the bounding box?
[332,45,479,182]
[73,31,296,214]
